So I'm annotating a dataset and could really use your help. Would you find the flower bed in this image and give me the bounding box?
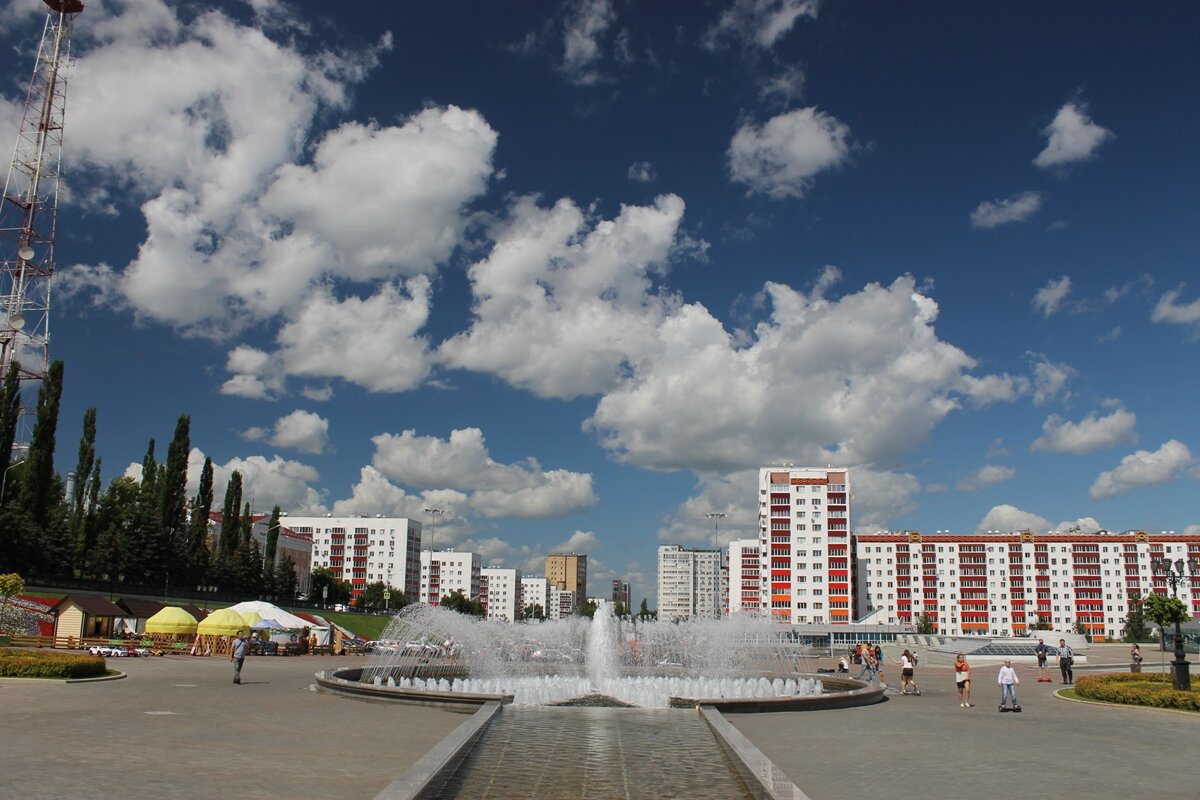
[1074,672,1200,712]
[0,648,107,679]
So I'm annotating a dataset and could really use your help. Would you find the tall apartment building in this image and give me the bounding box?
[481,567,522,622]
[611,579,631,609]
[285,514,421,601]
[545,553,587,611]
[728,538,762,616]
[759,467,852,625]
[854,530,1200,640]
[658,545,725,621]
[420,550,482,606]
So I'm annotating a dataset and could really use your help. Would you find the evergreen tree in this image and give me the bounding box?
[18,360,64,531]
[274,552,298,601]
[0,360,20,486]
[218,471,242,557]
[69,408,97,573]
[158,414,191,585]
[125,439,161,584]
[77,458,102,578]
[91,476,140,588]
[183,457,214,587]
[264,505,281,573]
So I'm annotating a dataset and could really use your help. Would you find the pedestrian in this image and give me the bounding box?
[1130,643,1143,673]
[1033,638,1050,682]
[1057,639,1074,685]
[854,643,870,680]
[231,629,248,685]
[954,652,973,707]
[873,644,885,682]
[838,655,849,673]
[997,658,1020,711]
[893,649,919,695]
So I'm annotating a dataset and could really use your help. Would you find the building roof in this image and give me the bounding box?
[52,595,125,617]
[116,597,166,619]
[178,603,209,621]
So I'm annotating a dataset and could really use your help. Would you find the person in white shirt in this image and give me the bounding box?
[997,658,1020,710]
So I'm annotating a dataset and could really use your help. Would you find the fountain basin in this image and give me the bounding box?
[315,666,884,713]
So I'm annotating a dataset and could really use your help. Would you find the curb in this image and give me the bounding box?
[0,670,125,684]
[1052,688,1198,717]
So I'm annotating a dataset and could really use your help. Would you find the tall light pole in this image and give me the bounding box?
[423,508,445,553]
[706,512,727,619]
[1151,556,1198,691]
[1,458,25,505]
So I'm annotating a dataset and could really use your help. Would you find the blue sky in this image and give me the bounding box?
[2,0,1197,607]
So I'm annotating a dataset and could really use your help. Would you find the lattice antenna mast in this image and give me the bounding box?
[0,0,84,447]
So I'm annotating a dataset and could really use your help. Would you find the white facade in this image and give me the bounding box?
[285,514,421,602]
[728,538,762,616]
[658,545,724,621]
[759,467,852,625]
[482,567,522,622]
[519,576,569,621]
[420,550,482,606]
[855,531,1200,640]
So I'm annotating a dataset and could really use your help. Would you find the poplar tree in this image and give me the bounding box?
[0,360,20,485]
[184,456,214,587]
[218,471,242,556]
[159,414,190,583]
[126,439,160,583]
[18,360,64,531]
[69,408,97,572]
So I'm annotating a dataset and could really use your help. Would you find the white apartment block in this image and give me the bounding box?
[728,538,762,616]
[285,514,421,602]
[854,530,1200,640]
[519,576,568,621]
[658,545,724,621]
[481,567,522,622]
[759,467,851,625]
[421,550,482,606]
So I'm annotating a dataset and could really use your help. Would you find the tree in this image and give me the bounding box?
[358,580,407,611]
[522,603,545,621]
[18,360,64,532]
[1121,590,1153,643]
[0,360,21,493]
[1144,593,1190,650]
[1072,616,1090,641]
[124,439,162,584]
[263,505,282,574]
[575,599,598,618]
[1031,613,1051,631]
[158,415,191,585]
[274,552,299,601]
[90,477,140,588]
[638,597,656,621]
[69,407,97,573]
[440,589,485,617]
[218,471,242,557]
[309,567,351,606]
[915,613,937,635]
[612,600,628,619]
[77,459,102,578]
[183,457,214,587]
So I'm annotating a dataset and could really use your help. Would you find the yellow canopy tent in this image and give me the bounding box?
[196,608,248,637]
[144,606,199,635]
[239,611,262,629]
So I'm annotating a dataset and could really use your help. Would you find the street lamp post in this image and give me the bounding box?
[1,459,26,505]
[705,512,727,619]
[1151,556,1198,691]
[423,507,445,553]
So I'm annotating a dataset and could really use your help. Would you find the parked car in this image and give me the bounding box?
[87,645,112,656]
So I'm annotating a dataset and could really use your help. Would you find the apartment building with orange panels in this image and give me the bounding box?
[288,514,421,602]
[728,538,763,615]
[758,467,852,625]
[854,530,1200,639]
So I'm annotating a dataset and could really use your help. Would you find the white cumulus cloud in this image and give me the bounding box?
[957,465,1016,492]
[970,191,1043,228]
[1034,102,1114,169]
[1089,440,1193,499]
[704,0,821,50]
[242,410,330,454]
[1032,408,1137,454]
[728,108,853,200]
[1152,287,1200,327]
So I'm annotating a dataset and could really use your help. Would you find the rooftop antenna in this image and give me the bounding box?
[0,0,84,449]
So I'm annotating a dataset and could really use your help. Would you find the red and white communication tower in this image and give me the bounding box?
[0,0,84,446]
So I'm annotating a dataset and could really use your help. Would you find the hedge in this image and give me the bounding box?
[1075,672,1200,712]
[0,648,107,679]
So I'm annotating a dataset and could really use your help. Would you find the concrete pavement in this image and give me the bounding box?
[1,645,1195,800]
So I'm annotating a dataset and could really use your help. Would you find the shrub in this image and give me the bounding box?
[1075,672,1200,712]
[0,648,107,679]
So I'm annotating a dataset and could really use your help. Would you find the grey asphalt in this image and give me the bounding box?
[2,644,1195,800]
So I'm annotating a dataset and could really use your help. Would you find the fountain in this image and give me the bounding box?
[317,601,879,711]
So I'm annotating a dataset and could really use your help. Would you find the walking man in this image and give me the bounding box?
[1057,638,1074,685]
[231,629,248,685]
[1034,638,1050,682]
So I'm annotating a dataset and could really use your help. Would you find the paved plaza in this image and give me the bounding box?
[1,644,1195,799]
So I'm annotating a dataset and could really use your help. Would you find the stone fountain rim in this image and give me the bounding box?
[315,667,884,713]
